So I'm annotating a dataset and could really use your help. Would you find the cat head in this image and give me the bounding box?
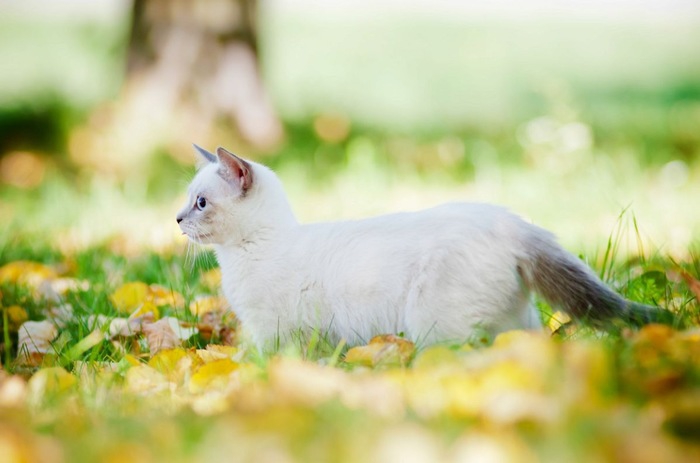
[177,145,295,246]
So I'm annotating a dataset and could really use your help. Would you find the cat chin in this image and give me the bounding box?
[187,233,214,245]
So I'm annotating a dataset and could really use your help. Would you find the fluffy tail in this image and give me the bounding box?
[518,229,670,326]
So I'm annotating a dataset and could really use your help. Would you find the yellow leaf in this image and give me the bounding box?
[122,354,142,367]
[73,361,120,387]
[110,282,149,314]
[563,340,613,406]
[148,348,189,374]
[546,310,572,333]
[130,300,160,320]
[636,323,675,347]
[206,344,239,358]
[269,357,344,405]
[5,305,28,328]
[679,328,700,343]
[481,361,542,392]
[195,350,221,364]
[345,335,415,367]
[493,330,533,348]
[125,365,169,395]
[27,367,76,402]
[148,284,184,308]
[0,261,57,286]
[149,348,202,385]
[196,345,239,363]
[189,359,239,393]
[491,330,557,375]
[345,344,389,367]
[189,295,226,316]
[412,345,460,371]
[451,431,539,463]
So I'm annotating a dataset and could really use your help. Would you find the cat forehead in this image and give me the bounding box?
[188,163,223,195]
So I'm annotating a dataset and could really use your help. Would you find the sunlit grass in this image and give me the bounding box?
[1,7,700,462]
[0,241,699,462]
[1,169,699,461]
[2,138,698,261]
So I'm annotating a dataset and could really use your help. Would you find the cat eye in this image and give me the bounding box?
[196,196,207,210]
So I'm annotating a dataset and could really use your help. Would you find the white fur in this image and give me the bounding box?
[178,152,551,349]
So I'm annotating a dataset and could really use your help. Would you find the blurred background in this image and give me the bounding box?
[1,0,699,258]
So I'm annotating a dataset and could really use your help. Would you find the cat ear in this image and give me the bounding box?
[193,144,217,163]
[216,147,254,192]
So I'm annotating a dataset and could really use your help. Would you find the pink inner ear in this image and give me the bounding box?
[216,147,253,191]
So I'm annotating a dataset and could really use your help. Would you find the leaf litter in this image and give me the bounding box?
[1,258,700,462]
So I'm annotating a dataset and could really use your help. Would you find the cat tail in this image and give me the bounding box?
[518,229,673,326]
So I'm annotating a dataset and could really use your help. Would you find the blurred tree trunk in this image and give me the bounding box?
[127,0,281,148]
[72,0,281,177]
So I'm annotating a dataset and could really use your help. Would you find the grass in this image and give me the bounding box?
[1,213,699,462]
[1,7,699,461]
[1,95,699,461]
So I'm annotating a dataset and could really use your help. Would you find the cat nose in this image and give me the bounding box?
[176,216,183,224]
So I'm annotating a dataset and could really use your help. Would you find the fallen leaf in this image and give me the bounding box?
[148,284,185,308]
[124,365,169,395]
[218,325,238,346]
[129,300,160,320]
[73,361,120,388]
[165,316,198,340]
[0,261,57,287]
[635,324,676,347]
[16,321,58,366]
[197,311,237,344]
[450,431,539,463]
[197,344,243,363]
[122,354,141,367]
[345,335,415,367]
[563,341,614,406]
[36,277,89,302]
[110,282,150,314]
[547,310,572,333]
[189,295,227,316]
[196,345,240,363]
[143,318,181,354]
[110,282,185,315]
[4,305,28,329]
[270,357,345,405]
[148,347,201,385]
[678,328,700,342]
[148,348,189,374]
[189,359,239,393]
[196,350,223,363]
[108,315,151,338]
[205,344,240,359]
[0,374,27,408]
[412,345,461,371]
[27,367,76,404]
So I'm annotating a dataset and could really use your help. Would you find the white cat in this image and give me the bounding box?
[177,145,657,349]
